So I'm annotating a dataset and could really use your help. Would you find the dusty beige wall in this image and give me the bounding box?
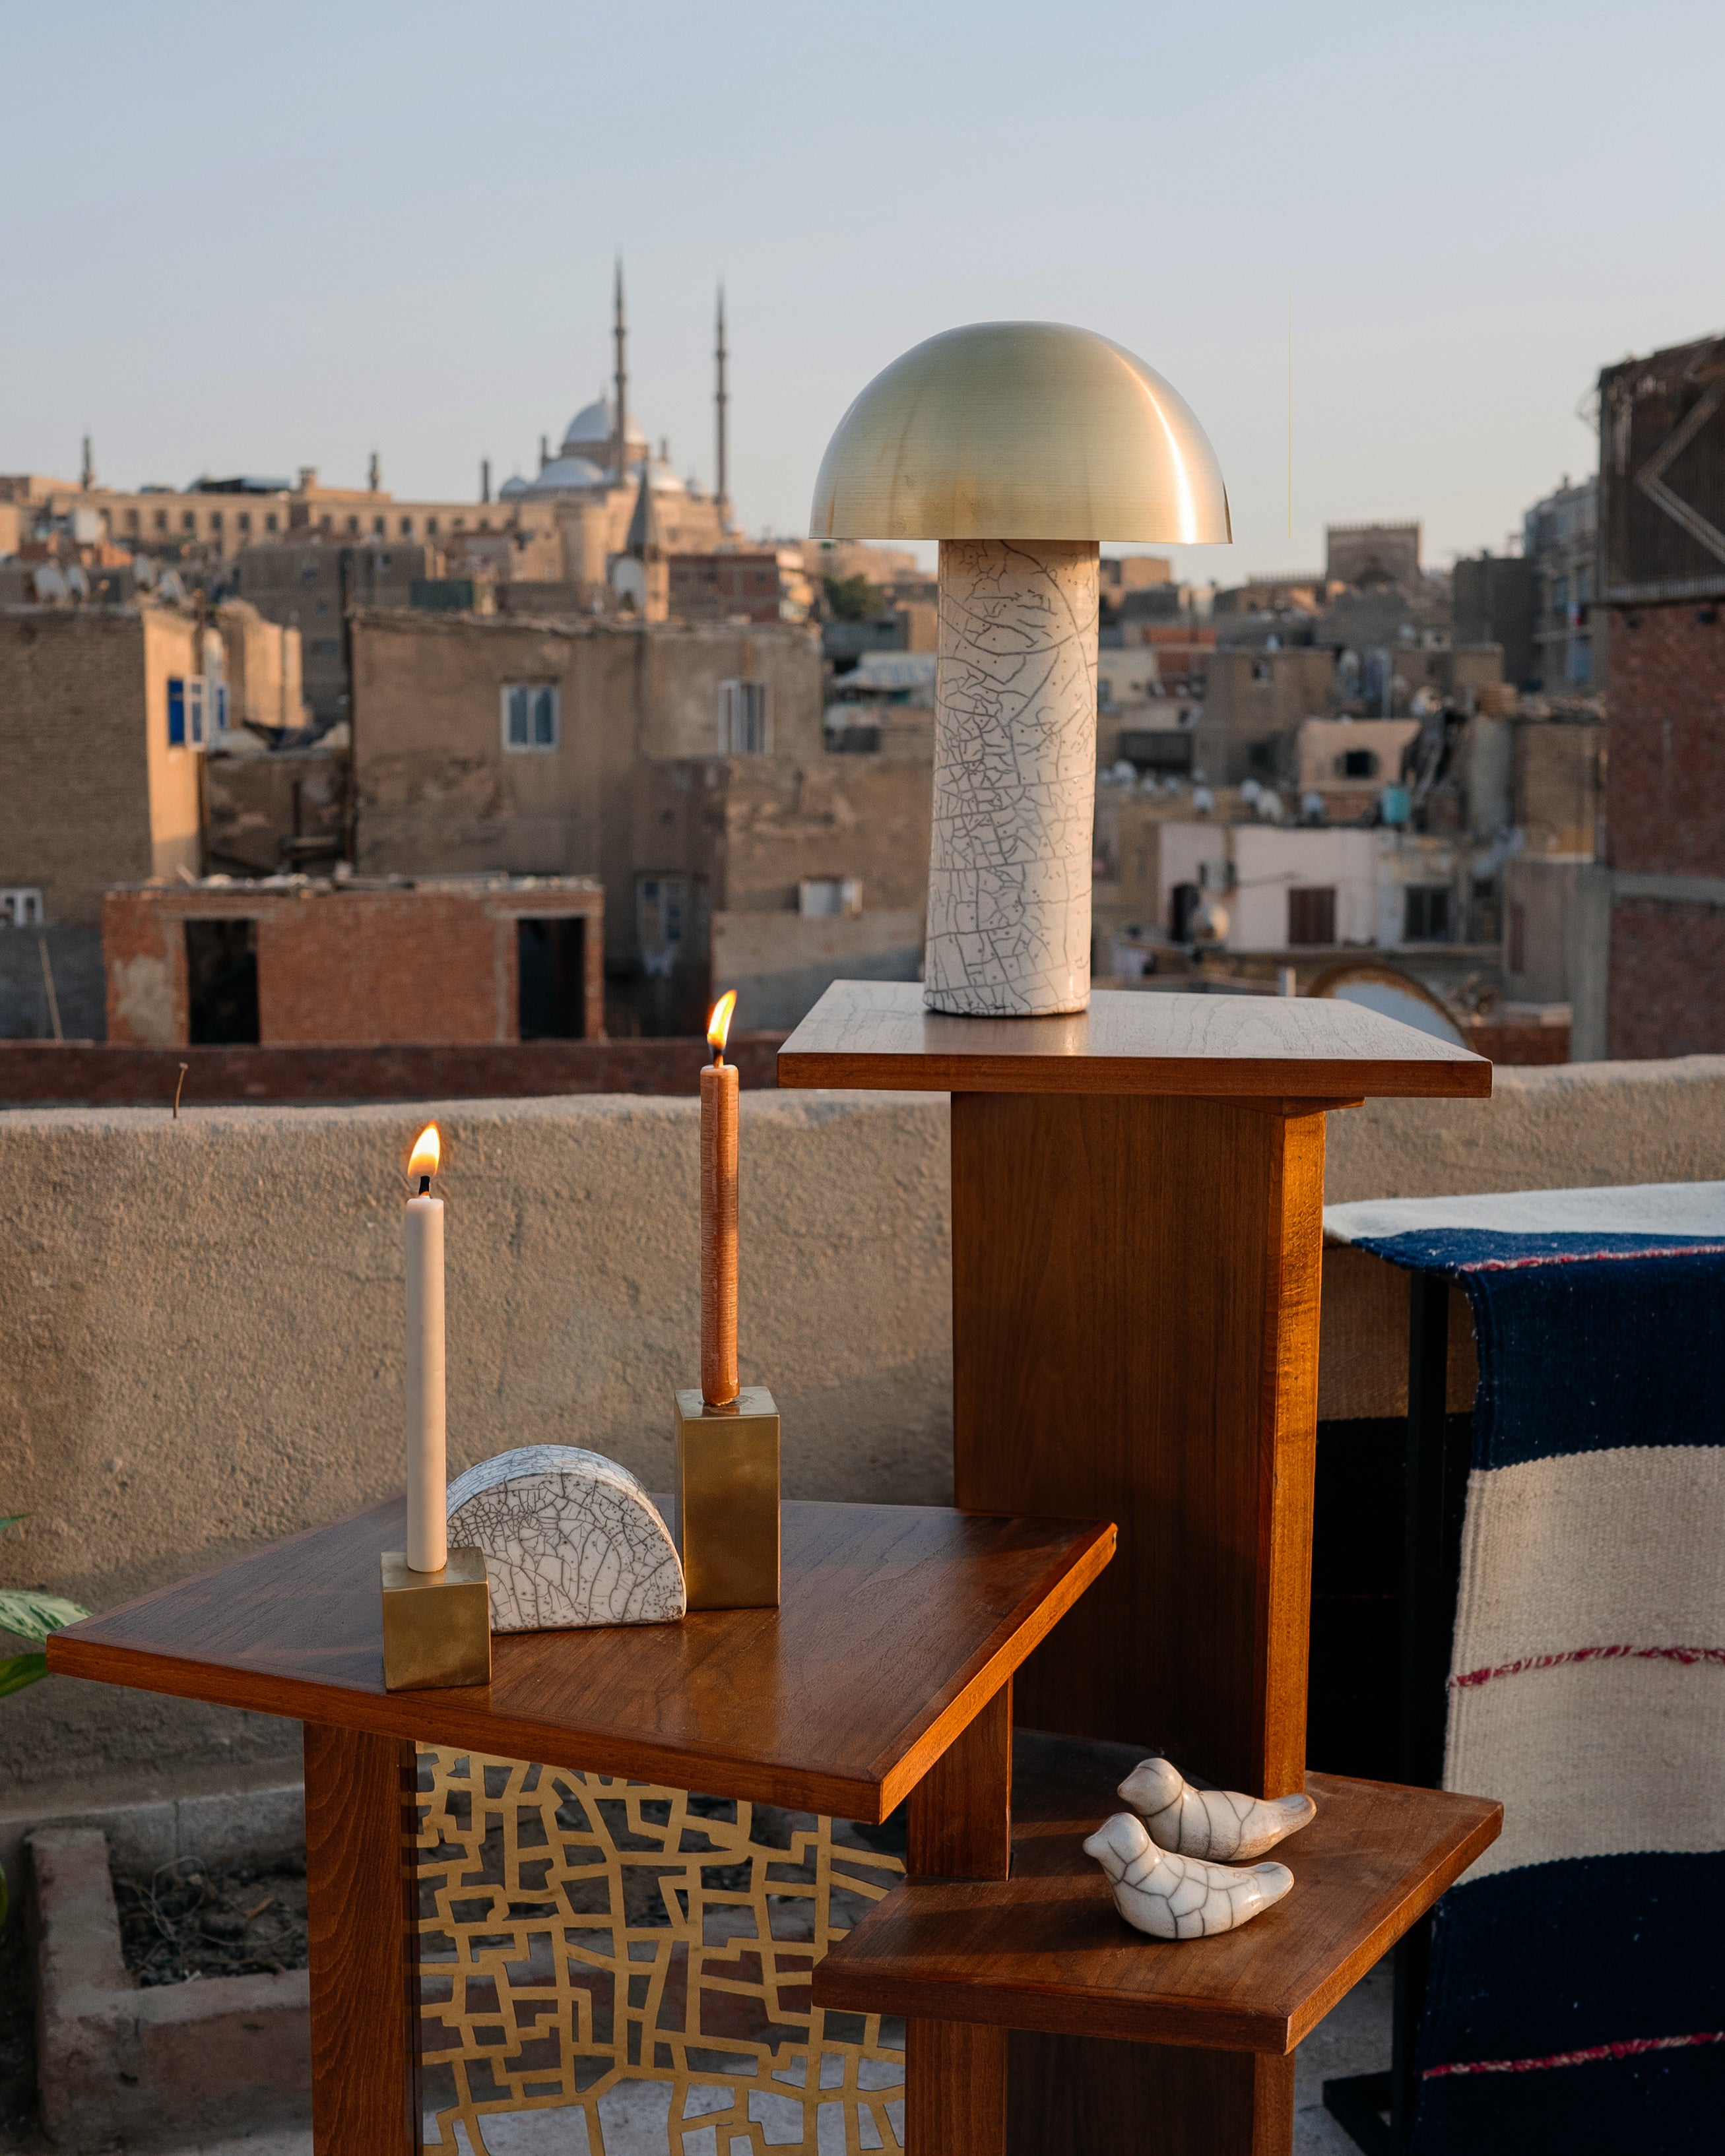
[1324,1054,1725,1202]
[0,1092,950,1798]
[4,1053,1722,1800]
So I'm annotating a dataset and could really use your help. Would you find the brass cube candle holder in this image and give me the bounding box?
[379,1548,492,1692]
[673,1386,781,1610]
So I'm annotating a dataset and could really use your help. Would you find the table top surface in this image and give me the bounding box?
[814,1731,1501,2051]
[48,1498,1115,1822]
[777,980,1492,1101]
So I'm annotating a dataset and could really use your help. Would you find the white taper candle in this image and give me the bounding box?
[405,1126,447,1573]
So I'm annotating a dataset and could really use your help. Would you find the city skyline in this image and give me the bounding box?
[5,0,1722,579]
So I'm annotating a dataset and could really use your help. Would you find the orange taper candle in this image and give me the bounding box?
[700,992,740,1408]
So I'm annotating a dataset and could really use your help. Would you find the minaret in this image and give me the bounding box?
[714,284,730,530]
[612,257,629,488]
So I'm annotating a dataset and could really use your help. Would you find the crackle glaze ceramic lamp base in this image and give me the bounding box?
[809,321,1232,1017]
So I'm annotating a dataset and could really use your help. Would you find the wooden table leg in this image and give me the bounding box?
[904,1683,1012,2154]
[304,1723,421,2153]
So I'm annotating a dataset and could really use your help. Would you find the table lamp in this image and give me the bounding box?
[810,321,1231,1017]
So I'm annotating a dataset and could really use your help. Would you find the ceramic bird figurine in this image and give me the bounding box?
[1119,1757,1316,1862]
[1082,1812,1293,1940]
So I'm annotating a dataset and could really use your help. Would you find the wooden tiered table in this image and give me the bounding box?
[777,981,1501,2156]
[49,1496,1114,2150]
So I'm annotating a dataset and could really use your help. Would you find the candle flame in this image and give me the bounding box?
[408,1124,441,1181]
[706,991,738,1054]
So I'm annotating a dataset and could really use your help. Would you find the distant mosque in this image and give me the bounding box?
[496,265,735,583]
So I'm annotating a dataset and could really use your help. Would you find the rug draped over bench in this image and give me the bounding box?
[1324,1182,1725,2153]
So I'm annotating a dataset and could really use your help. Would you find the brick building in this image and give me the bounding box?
[348,610,932,1032]
[103,877,602,1047]
[1571,333,1725,1058]
[0,606,204,930]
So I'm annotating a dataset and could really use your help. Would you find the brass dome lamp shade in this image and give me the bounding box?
[810,323,1231,1017]
[810,321,1231,545]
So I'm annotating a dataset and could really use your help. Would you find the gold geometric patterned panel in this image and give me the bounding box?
[416,1748,907,2155]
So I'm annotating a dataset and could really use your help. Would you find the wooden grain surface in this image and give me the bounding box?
[304,1724,419,2153]
[909,1680,1013,1884]
[1007,2037,1295,2156]
[48,1499,1113,1824]
[909,2016,1008,2156]
[777,980,1491,1100]
[812,1730,1502,2054]
[952,1093,1324,1796]
[905,1682,1015,2153]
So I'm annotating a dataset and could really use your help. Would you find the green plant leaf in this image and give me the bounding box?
[0,1651,48,1699]
[0,1591,88,1645]
[0,1515,29,1538]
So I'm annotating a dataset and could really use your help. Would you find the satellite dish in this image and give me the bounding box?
[1305,960,1466,1046]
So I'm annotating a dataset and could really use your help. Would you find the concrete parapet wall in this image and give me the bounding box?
[3,1054,1722,1800]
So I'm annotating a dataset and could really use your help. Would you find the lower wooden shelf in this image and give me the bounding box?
[812,1731,1501,2056]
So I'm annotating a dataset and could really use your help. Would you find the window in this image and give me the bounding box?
[319,515,333,532]
[265,512,278,532]
[1252,658,1272,682]
[1404,885,1451,942]
[427,517,439,536]
[124,508,139,532]
[503,683,560,751]
[210,510,224,532]
[1287,887,1336,945]
[373,516,385,534]
[346,515,360,535]
[1,888,45,928]
[237,511,251,533]
[719,679,769,754]
[1335,747,1379,779]
[185,920,259,1044]
[400,517,413,536]
[516,918,586,1039]
[301,561,319,584]
[636,875,688,972]
[154,510,168,532]
[182,511,195,532]
[166,676,207,747]
[799,878,862,918]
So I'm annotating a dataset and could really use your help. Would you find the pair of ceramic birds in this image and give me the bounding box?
[1082,1759,1316,1942]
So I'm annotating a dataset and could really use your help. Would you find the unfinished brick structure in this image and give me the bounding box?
[0,607,203,928]
[103,878,602,1048]
[1592,333,1725,1058]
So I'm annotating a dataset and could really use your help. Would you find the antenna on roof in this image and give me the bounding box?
[715,282,730,529]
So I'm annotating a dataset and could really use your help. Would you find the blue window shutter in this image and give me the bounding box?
[167,679,185,746]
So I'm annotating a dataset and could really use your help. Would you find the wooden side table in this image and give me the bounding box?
[778,982,1501,2156]
[49,1496,1114,2151]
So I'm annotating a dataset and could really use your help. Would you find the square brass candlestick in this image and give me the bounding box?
[673,1386,781,1610]
[379,1548,492,1692]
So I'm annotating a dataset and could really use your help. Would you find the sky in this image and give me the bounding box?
[5,0,1723,581]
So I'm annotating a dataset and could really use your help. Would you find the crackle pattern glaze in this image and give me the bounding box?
[1119,1757,1317,1862]
[924,538,1099,1017]
[1083,1812,1294,1942]
[445,1445,686,1633]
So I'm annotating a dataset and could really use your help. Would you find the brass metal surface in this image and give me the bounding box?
[416,1748,905,2155]
[809,320,1232,544]
[673,1385,781,1610]
[379,1546,491,1692]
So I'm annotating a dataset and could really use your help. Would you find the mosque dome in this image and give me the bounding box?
[562,396,649,460]
[527,455,608,494]
[634,457,687,495]
[498,473,529,499]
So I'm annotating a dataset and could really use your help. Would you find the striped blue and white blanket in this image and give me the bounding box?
[1324,1182,1725,2151]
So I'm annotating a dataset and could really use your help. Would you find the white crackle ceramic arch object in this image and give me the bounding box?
[445,1446,686,1633]
[1082,1813,1293,1942]
[1119,1758,1316,1862]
